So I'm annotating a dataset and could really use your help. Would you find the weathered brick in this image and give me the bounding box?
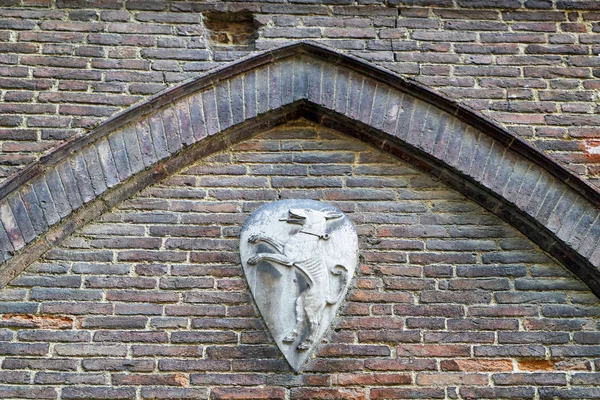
[371,387,445,399]
[142,48,209,60]
[28,177,59,229]
[34,372,106,385]
[498,331,570,344]
[172,331,237,344]
[0,343,49,356]
[495,292,567,304]
[11,275,81,288]
[30,288,102,301]
[19,330,90,343]
[475,345,546,357]
[62,387,136,400]
[82,358,154,372]
[4,357,77,371]
[85,276,157,289]
[139,387,207,399]
[268,62,283,112]
[358,330,420,343]
[440,358,513,372]
[515,278,587,291]
[396,344,471,357]
[448,318,519,331]
[55,344,126,357]
[493,372,567,386]
[93,330,168,343]
[160,106,183,155]
[55,161,84,212]
[158,359,230,372]
[0,386,56,399]
[81,316,147,329]
[107,130,132,182]
[417,372,489,386]
[461,386,536,399]
[291,388,364,400]
[68,152,97,203]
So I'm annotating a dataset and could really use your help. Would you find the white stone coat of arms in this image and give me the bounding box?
[240,199,359,372]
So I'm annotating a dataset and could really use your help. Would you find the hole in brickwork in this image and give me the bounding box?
[203,11,259,49]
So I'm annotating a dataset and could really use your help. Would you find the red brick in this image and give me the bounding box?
[335,373,412,385]
[211,387,286,399]
[417,372,489,385]
[441,359,514,372]
[291,388,364,400]
[396,344,471,357]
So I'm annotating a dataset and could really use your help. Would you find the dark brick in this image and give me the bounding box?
[6,194,36,244]
[460,387,536,399]
[56,160,84,211]
[81,316,148,329]
[4,357,77,371]
[41,302,113,315]
[30,288,102,301]
[18,330,90,343]
[11,275,81,288]
[34,372,106,385]
[573,332,600,344]
[515,278,587,291]
[82,358,154,372]
[172,331,238,344]
[158,359,230,372]
[69,153,95,203]
[0,302,38,314]
[539,387,600,399]
[475,345,546,357]
[108,130,133,182]
[93,330,168,343]
[161,106,183,154]
[371,387,445,399]
[135,119,159,167]
[457,264,526,277]
[0,343,49,356]
[424,331,494,343]
[62,387,136,400]
[141,387,209,399]
[30,177,60,227]
[228,75,245,127]
[572,373,600,385]
[142,48,209,60]
[495,292,567,303]
[121,125,145,174]
[498,331,570,344]
[566,208,598,249]
[448,318,519,330]
[191,318,263,330]
[0,386,56,399]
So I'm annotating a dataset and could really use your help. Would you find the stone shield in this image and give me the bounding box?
[240,199,359,373]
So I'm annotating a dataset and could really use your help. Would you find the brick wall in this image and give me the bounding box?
[2,2,600,398]
[2,1,600,187]
[1,121,599,399]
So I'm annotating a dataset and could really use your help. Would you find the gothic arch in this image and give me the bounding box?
[1,42,600,297]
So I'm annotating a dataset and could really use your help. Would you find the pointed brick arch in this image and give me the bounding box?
[1,42,600,297]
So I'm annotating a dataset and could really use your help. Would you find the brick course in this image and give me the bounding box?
[0,121,598,398]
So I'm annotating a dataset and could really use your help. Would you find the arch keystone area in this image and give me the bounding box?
[1,41,600,297]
